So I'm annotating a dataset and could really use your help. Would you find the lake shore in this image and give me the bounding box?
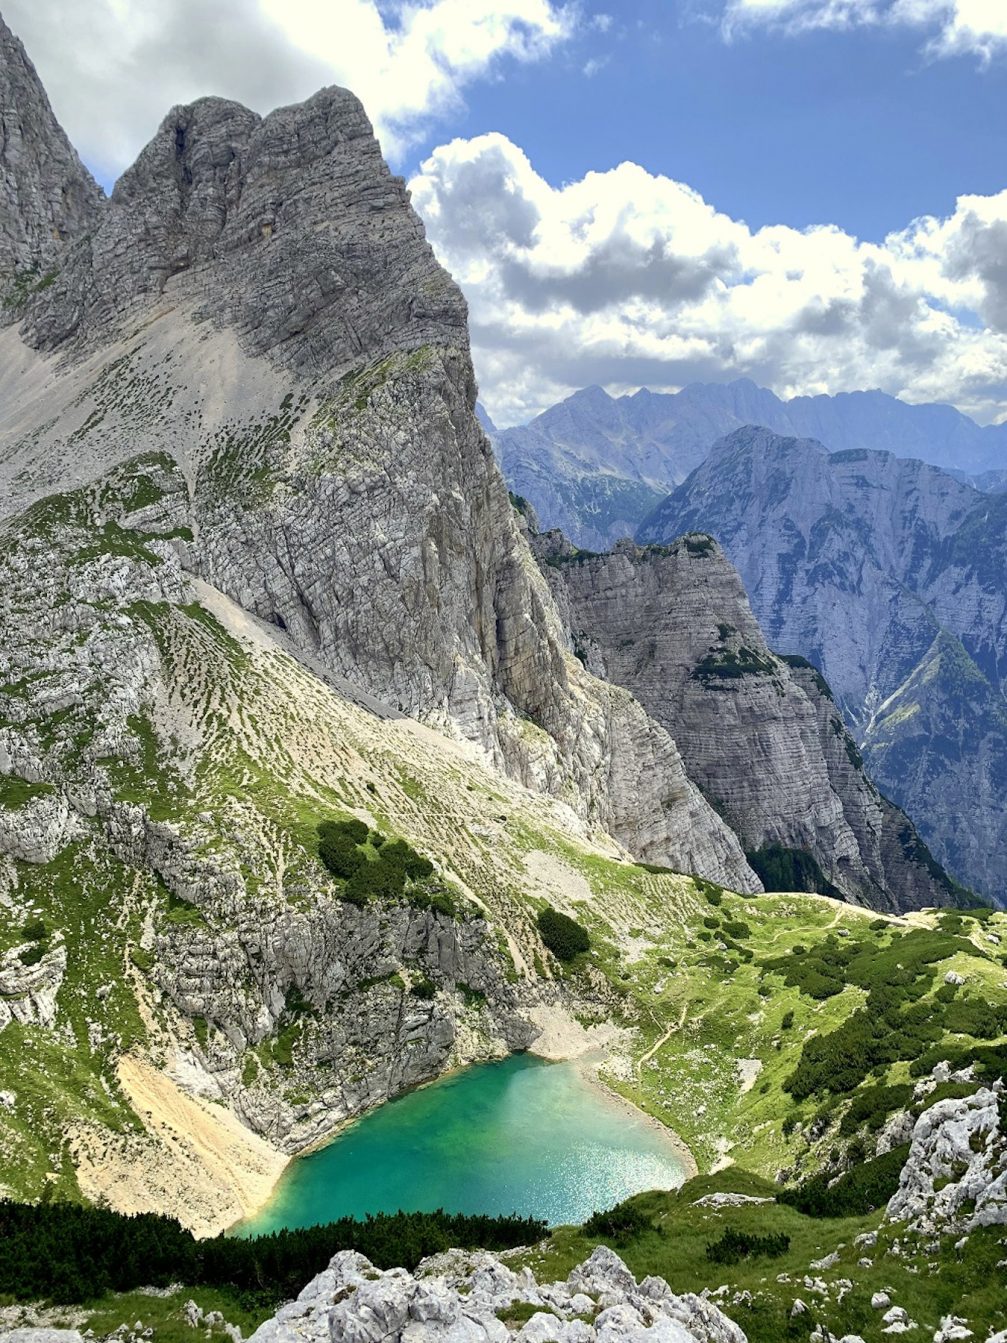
[575,1058,699,1184]
[525,999,699,1185]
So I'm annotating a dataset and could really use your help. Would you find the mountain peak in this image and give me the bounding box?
[17,73,467,372]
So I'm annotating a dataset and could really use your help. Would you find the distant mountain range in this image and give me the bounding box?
[488,379,1007,550]
[639,427,1007,905]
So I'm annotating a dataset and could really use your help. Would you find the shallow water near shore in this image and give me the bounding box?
[239,1053,688,1234]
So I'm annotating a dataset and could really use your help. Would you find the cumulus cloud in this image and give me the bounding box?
[722,0,1007,62]
[2,0,573,179]
[409,132,1007,426]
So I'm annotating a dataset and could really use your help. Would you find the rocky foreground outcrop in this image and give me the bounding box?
[886,1082,1007,1235]
[247,1246,745,1343]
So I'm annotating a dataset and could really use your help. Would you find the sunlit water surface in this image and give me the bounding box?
[239,1053,688,1233]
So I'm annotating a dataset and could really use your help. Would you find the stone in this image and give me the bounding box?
[886,1086,1007,1235]
[0,1335,84,1343]
[246,1249,745,1343]
[932,1317,973,1342]
[691,1193,773,1208]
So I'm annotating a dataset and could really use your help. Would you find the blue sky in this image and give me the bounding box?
[8,0,1007,424]
[429,2,1007,244]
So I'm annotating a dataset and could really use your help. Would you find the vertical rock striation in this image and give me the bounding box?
[0,56,754,891]
[639,426,1007,904]
[0,15,103,297]
[534,529,964,910]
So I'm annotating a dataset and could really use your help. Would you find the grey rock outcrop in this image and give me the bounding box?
[639,426,1006,903]
[0,16,103,299]
[0,1332,85,1343]
[247,1246,746,1343]
[21,85,465,364]
[885,1085,1007,1235]
[533,530,962,910]
[0,940,65,1029]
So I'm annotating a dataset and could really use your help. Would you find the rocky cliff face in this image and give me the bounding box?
[493,379,1007,551]
[533,530,961,911]
[0,48,754,894]
[0,18,103,295]
[639,427,1007,905]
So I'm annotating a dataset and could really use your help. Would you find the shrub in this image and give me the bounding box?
[410,977,436,999]
[781,1010,794,1029]
[706,1228,790,1265]
[537,907,590,961]
[21,918,46,942]
[746,844,841,897]
[722,919,751,940]
[382,839,434,881]
[778,1143,910,1217]
[344,857,406,905]
[583,1199,653,1242]
[779,928,981,1098]
[410,887,460,919]
[838,1083,913,1136]
[318,820,366,879]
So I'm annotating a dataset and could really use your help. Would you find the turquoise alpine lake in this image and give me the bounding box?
[240,1053,689,1234]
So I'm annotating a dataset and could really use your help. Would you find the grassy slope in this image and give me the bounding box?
[530,839,1007,1180]
[520,1167,1007,1343]
[1,452,1006,1329]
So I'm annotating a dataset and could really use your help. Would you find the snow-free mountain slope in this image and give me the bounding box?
[640,426,1007,903]
[494,379,1007,550]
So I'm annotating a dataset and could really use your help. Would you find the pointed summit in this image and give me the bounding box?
[0,11,103,291]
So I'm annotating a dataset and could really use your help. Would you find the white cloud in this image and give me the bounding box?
[409,132,1007,426]
[3,0,574,179]
[722,0,1007,61]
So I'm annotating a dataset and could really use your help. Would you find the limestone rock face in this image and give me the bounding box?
[0,16,103,295]
[22,86,466,365]
[0,31,755,892]
[0,940,65,1030]
[247,1246,747,1343]
[886,1085,1007,1235]
[534,531,961,911]
[639,426,1007,904]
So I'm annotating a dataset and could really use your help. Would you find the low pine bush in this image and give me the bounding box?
[537,906,590,961]
[705,1227,790,1265]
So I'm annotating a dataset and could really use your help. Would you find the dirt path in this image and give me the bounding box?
[637,1000,689,1069]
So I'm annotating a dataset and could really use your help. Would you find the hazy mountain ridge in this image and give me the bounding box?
[640,427,1007,904]
[492,378,1007,551]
